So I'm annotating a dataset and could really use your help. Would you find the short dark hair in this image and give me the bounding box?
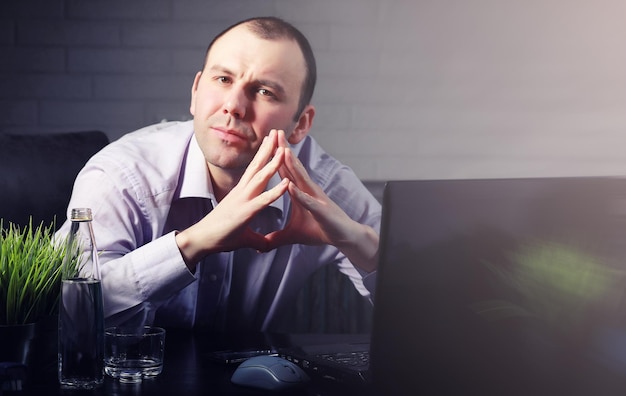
[203,17,317,121]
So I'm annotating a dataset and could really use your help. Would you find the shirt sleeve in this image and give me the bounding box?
[56,158,197,326]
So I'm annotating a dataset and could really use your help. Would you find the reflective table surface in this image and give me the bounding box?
[4,329,361,396]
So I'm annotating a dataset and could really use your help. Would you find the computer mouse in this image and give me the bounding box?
[231,355,310,391]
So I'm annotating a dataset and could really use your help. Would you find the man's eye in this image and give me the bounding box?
[258,88,275,98]
[217,76,231,84]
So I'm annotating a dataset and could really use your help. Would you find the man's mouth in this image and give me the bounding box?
[212,127,247,144]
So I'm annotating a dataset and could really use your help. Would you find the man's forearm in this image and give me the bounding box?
[336,222,379,273]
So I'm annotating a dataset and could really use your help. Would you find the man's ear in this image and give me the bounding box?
[189,71,202,116]
[288,105,315,144]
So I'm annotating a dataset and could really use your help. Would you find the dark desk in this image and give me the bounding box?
[8,330,362,396]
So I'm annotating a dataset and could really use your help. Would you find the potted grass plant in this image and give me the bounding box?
[0,219,79,366]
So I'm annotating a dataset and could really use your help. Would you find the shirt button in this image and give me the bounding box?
[209,274,218,282]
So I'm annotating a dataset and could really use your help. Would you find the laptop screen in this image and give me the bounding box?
[370,177,626,395]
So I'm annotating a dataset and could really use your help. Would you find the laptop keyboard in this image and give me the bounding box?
[317,351,370,369]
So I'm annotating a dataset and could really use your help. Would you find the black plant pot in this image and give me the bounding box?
[31,316,59,378]
[0,322,37,364]
[0,317,58,385]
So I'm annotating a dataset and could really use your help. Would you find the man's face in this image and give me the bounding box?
[190,24,308,172]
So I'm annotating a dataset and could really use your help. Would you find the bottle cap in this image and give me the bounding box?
[70,208,93,222]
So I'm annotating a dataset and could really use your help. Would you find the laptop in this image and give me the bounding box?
[281,177,626,395]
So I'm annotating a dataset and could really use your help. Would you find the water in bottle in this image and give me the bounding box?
[58,208,105,389]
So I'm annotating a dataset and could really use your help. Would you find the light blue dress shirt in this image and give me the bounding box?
[57,121,381,331]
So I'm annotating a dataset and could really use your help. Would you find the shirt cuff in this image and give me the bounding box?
[132,230,196,303]
[362,270,377,301]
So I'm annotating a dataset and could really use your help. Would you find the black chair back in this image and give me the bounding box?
[0,131,109,230]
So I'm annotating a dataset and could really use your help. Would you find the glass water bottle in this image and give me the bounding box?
[58,208,105,389]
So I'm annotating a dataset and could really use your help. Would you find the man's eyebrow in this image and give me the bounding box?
[256,79,286,96]
[207,65,234,75]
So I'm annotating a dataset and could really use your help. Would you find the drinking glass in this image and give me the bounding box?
[104,326,166,383]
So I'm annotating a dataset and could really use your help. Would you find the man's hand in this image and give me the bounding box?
[175,129,289,271]
[265,131,379,272]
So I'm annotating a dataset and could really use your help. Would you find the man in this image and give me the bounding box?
[59,16,381,332]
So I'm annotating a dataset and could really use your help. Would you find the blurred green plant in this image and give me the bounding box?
[480,240,626,338]
[0,219,79,325]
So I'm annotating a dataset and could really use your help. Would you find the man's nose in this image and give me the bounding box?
[222,87,247,119]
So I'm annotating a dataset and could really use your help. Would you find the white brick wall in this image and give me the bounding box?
[2,0,626,181]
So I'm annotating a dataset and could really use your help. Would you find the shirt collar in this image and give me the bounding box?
[178,134,213,199]
[178,134,285,214]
